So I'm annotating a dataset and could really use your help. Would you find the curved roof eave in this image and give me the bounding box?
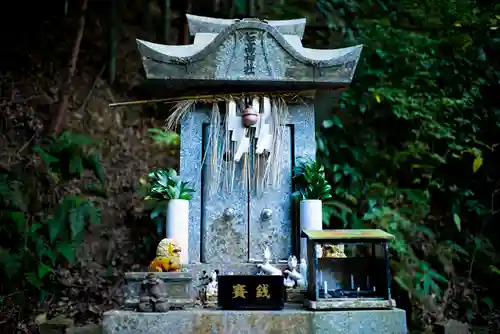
[137,20,363,69]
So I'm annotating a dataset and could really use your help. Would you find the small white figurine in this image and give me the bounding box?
[257,246,282,276]
[206,270,218,297]
[283,256,296,288]
[300,258,308,287]
[283,276,295,288]
[283,255,306,289]
[315,244,323,258]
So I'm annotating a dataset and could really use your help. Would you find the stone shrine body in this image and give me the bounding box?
[136,14,362,272]
[103,14,408,334]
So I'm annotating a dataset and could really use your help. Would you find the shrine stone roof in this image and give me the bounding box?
[136,14,363,91]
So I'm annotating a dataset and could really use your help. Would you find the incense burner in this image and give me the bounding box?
[301,229,395,310]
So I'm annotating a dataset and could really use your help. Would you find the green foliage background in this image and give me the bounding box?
[254,0,500,329]
[0,131,105,311]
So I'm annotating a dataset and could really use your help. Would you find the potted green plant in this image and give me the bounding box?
[292,158,332,259]
[144,168,194,264]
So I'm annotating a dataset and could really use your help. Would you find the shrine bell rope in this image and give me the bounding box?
[163,91,313,196]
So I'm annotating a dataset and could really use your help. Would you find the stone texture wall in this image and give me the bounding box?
[103,308,407,334]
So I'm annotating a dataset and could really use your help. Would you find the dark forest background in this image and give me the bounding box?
[0,0,499,333]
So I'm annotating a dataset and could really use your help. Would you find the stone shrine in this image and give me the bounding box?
[103,14,407,333]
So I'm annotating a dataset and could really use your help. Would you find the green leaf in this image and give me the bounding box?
[0,249,22,278]
[148,128,180,146]
[33,146,59,164]
[322,119,334,128]
[30,222,42,234]
[445,241,468,256]
[39,247,57,266]
[59,131,98,146]
[394,275,411,292]
[69,155,84,176]
[10,211,26,231]
[428,269,448,283]
[472,156,483,172]
[57,242,75,263]
[84,150,105,184]
[322,116,343,129]
[37,263,52,279]
[69,208,85,239]
[150,208,164,220]
[291,191,303,201]
[334,173,343,182]
[453,214,461,232]
[481,297,494,311]
[25,272,42,289]
[89,208,100,225]
[490,265,500,275]
[48,218,63,243]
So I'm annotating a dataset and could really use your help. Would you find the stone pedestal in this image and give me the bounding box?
[305,298,392,310]
[124,272,194,310]
[285,288,306,303]
[203,295,218,308]
[102,307,407,334]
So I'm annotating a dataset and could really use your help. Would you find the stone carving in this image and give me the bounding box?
[197,270,219,308]
[283,274,295,289]
[137,274,169,312]
[196,271,209,306]
[283,255,306,289]
[243,31,257,75]
[283,255,307,303]
[257,247,282,276]
[123,272,193,310]
[283,258,296,288]
[206,270,218,297]
[149,238,182,273]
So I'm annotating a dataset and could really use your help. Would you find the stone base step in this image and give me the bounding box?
[103,306,407,334]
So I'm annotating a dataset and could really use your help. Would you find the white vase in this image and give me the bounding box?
[166,199,189,264]
[300,199,323,260]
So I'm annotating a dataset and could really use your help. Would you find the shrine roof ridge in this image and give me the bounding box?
[301,229,395,241]
[186,14,307,39]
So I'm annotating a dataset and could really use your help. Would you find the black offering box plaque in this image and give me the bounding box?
[218,275,285,310]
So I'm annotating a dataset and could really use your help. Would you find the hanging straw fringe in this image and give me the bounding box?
[207,103,222,196]
[166,93,305,196]
[165,100,195,131]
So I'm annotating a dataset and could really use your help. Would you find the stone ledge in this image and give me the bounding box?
[103,307,407,334]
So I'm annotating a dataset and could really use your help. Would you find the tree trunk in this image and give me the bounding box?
[52,0,89,135]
